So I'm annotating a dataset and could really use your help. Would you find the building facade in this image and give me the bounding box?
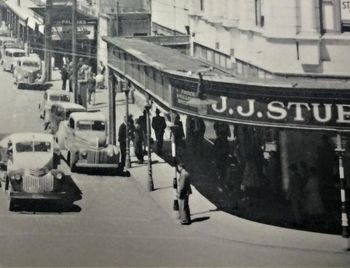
[105,0,350,234]
[152,0,350,79]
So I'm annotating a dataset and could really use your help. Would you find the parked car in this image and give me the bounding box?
[55,112,119,172]
[48,102,86,134]
[0,133,66,211]
[0,37,15,58]
[2,47,26,73]
[39,89,71,121]
[13,55,44,89]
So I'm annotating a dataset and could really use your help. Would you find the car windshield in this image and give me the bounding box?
[15,141,51,153]
[23,61,39,67]
[50,94,70,102]
[76,120,105,131]
[13,52,25,57]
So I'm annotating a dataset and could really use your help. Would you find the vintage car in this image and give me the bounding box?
[0,133,66,211]
[14,55,43,89]
[55,112,119,172]
[48,102,86,134]
[0,37,15,58]
[39,89,71,121]
[2,47,26,73]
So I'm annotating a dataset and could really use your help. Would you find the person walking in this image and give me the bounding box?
[87,72,96,105]
[60,64,68,91]
[177,162,192,225]
[133,119,144,163]
[152,108,166,154]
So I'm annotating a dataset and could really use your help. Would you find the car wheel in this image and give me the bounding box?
[68,151,77,172]
[2,177,9,192]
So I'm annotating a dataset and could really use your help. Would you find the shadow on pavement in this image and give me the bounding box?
[191,216,210,223]
[156,139,344,235]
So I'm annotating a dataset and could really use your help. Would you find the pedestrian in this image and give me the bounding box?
[118,116,128,171]
[138,110,147,153]
[133,119,144,164]
[177,162,192,225]
[287,163,304,225]
[185,115,195,147]
[96,61,106,89]
[192,118,205,154]
[172,114,185,158]
[60,64,68,91]
[87,72,96,105]
[304,166,324,223]
[152,108,166,154]
[68,61,73,92]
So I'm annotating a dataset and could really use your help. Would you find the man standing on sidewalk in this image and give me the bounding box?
[152,108,166,154]
[118,116,128,171]
[177,162,192,225]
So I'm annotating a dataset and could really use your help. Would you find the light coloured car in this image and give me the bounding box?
[39,89,71,122]
[56,112,119,172]
[48,102,86,134]
[14,55,43,89]
[0,133,66,211]
[2,47,26,73]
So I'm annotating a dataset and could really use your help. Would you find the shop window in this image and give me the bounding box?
[200,46,207,60]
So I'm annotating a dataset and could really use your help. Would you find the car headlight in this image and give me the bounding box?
[107,147,114,157]
[11,173,22,181]
[80,151,87,158]
[55,172,63,180]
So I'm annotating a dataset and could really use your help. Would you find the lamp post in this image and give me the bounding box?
[334,133,350,250]
[145,97,154,191]
[123,79,131,169]
[169,115,179,211]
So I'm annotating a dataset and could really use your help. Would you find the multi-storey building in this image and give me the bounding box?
[153,0,350,80]
[104,0,350,234]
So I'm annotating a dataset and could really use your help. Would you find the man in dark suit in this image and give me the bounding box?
[177,162,192,225]
[152,108,166,154]
[118,116,128,170]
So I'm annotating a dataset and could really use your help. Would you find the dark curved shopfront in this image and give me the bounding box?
[105,36,350,235]
[167,74,350,234]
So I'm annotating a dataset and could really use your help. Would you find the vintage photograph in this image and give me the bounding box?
[0,0,349,266]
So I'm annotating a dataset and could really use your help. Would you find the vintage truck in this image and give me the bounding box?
[13,55,45,89]
[55,112,120,172]
[0,133,67,211]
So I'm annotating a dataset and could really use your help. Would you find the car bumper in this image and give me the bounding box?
[10,191,66,200]
[75,162,119,169]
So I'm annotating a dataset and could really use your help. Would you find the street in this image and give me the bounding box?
[0,70,349,266]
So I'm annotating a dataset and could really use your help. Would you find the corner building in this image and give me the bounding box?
[106,0,350,234]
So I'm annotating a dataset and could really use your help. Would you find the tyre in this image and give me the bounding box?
[68,151,77,172]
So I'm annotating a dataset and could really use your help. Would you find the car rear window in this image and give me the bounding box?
[13,52,25,57]
[16,141,51,152]
[23,61,39,67]
[77,120,105,131]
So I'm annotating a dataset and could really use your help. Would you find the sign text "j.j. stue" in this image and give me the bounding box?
[210,97,350,126]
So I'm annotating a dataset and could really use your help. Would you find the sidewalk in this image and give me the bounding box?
[50,72,349,253]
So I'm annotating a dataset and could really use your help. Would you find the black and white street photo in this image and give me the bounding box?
[0,0,349,266]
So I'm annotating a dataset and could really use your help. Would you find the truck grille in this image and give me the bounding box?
[86,150,112,163]
[23,174,54,193]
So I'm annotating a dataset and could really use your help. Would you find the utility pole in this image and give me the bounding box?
[44,0,52,81]
[72,0,78,103]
